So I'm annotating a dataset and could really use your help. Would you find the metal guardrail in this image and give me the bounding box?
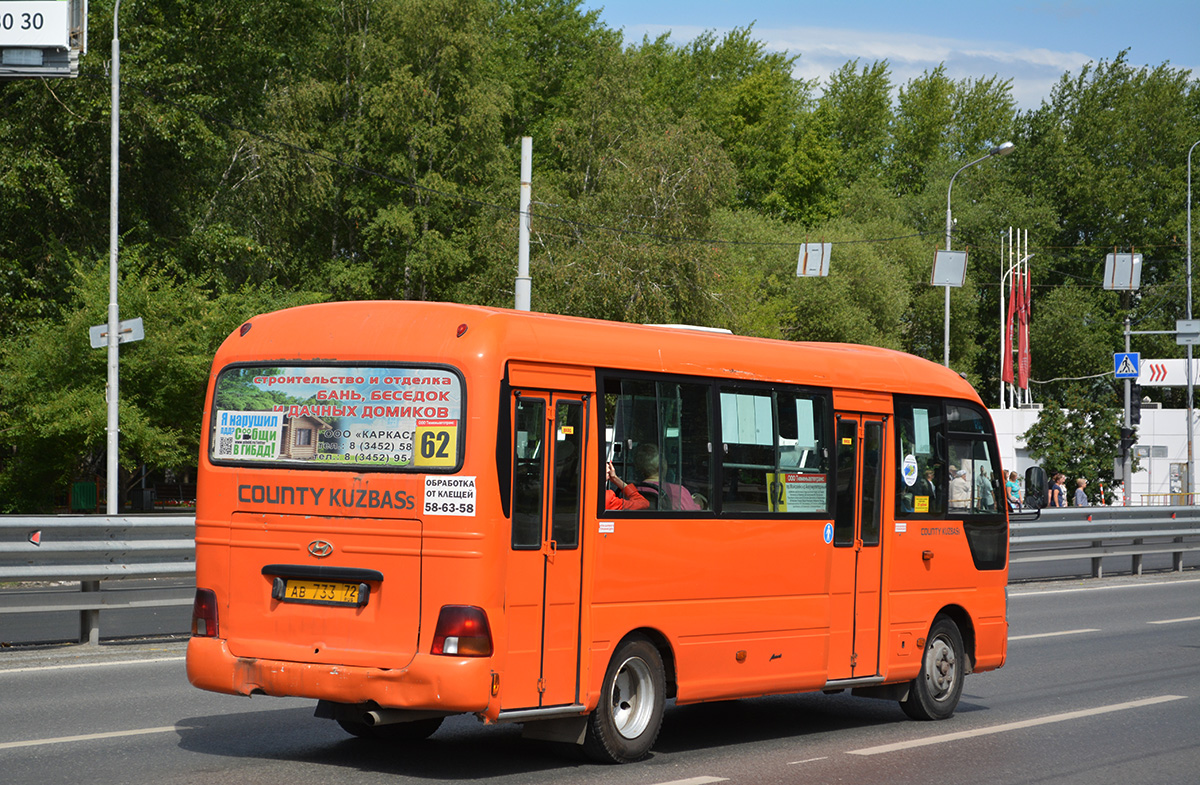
[2,508,1197,645]
[1010,505,1200,578]
[0,515,195,644]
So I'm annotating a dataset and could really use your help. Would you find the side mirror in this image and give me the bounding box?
[1024,466,1047,509]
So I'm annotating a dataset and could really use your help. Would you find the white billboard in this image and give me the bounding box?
[0,2,70,48]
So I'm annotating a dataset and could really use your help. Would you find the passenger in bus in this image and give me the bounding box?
[976,465,996,511]
[916,467,938,500]
[633,443,700,511]
[605,461,650,510]
[949,469,971,509]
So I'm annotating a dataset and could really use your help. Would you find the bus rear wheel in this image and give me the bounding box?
[584,637,665,763]
[901,615,965,721]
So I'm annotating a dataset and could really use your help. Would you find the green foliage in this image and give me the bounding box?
[0,250,324,512]
[819,59,894,184]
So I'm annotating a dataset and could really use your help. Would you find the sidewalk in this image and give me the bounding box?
[0,636,188,672]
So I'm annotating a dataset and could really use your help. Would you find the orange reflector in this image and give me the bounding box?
[735,650,747,663]
[491,673,500,696]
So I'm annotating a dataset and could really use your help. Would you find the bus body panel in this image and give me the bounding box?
[186,636,496,713]
[223,511,421,668]
[589,516,834,704]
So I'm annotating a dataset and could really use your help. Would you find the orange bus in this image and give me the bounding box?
[187,301,1010,763]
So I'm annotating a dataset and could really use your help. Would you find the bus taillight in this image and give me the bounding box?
[192,588,220,637]
[431,605,492,656]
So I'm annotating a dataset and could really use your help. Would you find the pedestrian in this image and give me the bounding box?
[1006,470,1021,510]
[1074,477,1089,507]
[1047,473,1067,508]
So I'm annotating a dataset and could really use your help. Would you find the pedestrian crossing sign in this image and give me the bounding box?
[1113,352,1140,379]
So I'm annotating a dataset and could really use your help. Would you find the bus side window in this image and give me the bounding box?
[605,378,713,513]
[894,400,946,518]
[512,397,545,549]
[719,388,830,515]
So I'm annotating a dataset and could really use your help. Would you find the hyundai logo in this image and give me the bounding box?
[308,540,334,558]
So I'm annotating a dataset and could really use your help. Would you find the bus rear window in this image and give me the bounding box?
[209,365,464,471]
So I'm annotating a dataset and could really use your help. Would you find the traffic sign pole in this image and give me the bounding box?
[1124,318,1132,505]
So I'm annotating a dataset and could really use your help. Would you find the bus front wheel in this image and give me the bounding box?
[583,637,666,763]
[901,614,965,721]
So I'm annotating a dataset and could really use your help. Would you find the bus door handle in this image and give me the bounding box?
[546,539,557,564]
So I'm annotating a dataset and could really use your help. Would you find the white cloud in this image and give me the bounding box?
[622,23,1099,109]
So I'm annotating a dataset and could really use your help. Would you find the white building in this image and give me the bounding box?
[990,407,1196,505]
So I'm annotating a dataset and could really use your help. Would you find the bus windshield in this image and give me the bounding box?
[209,364,463,471]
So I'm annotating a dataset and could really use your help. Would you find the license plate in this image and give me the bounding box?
[280,579,362,607]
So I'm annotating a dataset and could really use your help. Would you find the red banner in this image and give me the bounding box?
[1017,270,1031,389]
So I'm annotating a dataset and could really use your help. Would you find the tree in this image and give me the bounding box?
[0,250,323,512]
[818,59,893,186]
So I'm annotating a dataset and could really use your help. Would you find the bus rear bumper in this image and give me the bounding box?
[186,636,494,714]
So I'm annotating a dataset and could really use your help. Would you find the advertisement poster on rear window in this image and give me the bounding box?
[211,366,463,470]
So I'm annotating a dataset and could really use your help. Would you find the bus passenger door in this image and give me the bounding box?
[828,413,886,680]
[506,391,587,709]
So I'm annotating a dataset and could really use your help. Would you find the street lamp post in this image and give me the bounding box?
[944,141,1015,367]
[107,0,122,515]
[1187,139,1198,503]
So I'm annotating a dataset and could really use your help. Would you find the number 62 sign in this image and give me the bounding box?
[413,420,458,468]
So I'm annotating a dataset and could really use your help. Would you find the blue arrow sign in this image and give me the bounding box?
[1114,352,1140,379]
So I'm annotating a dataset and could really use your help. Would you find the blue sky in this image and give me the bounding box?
[578,0,1199,109]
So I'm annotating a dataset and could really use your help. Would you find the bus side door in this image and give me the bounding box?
[507,390,588,709]
[828,412,886,679]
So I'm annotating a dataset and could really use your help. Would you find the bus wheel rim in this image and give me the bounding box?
[611,656,654,739]
[925,636,957,700]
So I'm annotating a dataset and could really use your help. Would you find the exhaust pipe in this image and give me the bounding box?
[365,708,447,726]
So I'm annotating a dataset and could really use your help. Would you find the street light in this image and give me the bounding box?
[1187,138,1198,503]
[943,141,1015,367]
[107,0,122,514]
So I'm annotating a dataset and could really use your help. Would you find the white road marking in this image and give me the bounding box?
[650,778,728,785]
[0,725,179,751]
[787,756,829,765]
[1148,616,1200,625]
[847,695,1187,756]
[0,656,185,675]
[1008,578,1200,597]
[1009,628,1100,640]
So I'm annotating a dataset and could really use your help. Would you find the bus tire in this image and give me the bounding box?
[901,615,965,721]
[337,717,443,741]
[583,637,665,763]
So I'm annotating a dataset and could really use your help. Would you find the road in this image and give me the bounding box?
[1,572,1197,785]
